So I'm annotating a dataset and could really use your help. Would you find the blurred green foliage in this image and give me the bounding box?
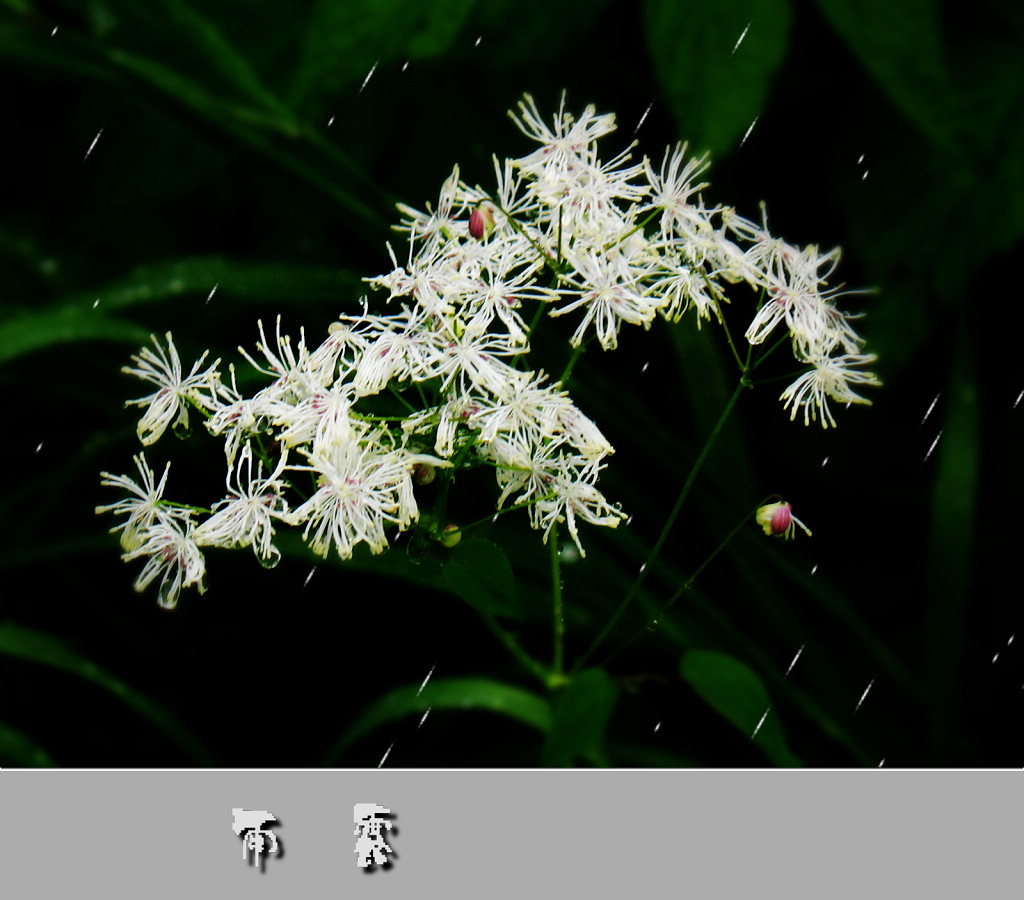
[1,0,1021,767]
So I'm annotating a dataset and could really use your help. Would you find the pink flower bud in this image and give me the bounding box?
[755,501,812,540]
[469,203,495,239]
[439,524,462,548]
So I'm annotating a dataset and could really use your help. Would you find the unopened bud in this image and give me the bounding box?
[755,500,812,540]
[439,524,462,548]
[412,462,437,485]
[469,203,496,240]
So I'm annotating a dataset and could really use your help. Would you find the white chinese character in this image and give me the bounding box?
[354,803,394,868]
[232,808,279,870]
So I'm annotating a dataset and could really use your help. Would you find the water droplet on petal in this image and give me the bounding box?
[258,548,281,570]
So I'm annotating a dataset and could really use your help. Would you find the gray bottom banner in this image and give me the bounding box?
[0,770,1017,898]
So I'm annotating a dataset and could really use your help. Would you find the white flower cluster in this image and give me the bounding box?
[98,93,878,608]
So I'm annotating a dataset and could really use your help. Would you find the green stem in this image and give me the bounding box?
[479,613,551,686]
[571,377,748,673]
[558,341,586,384]
[749,330,793,371]
[550,520,565,679]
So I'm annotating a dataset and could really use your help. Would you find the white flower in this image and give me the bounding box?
[534,455,626,556]
[352,310,431,397]
[290,430,446,560]
[642,143,713,241]
[96,452,190,551]
[122,519,207,609]
[488,438,624,556]
[779,351,881,428]
[194,444,291,566]
[367,239,458,319]
[237,316,315,397]
[393,165,469,259]
[458,240,548,345]
[509,92,618,177]
[468,371,612,461]
[641,251,724,325]
[422,317,525,398]
[123,333,226,445]
[550,249,660,349]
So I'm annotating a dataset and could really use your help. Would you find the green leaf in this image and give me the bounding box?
[813,0,953,148]
[291,0,475,109]
[680,649,802,766]
[924,326,978,757]
[0,721,56,767]
[442,538,521,620]
[0,255,368,365]
[87,255,366,312]
[475,0,613,65]
[0,305,150,365]
[643,0,793,157]
[542,667,619,767]
[153,0,298,130]
[0,622,215,765]
[322,677,552,763]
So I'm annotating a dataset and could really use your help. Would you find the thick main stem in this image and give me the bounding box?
[571,378,747,673]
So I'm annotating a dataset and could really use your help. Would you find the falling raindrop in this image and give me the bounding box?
[857,154,865,164]
[303,567,317,587]
[417,709,431,728]
[821,456,829,467]
[92,298,100,308]
[810,564,818,575]
[784,643,805,678]
[360,60,379,93]
[641,361,649,374]
[633,103,653,137]
[401,61,409,72]
[923,430,943,463]
[626,515,634,526]
[878,758,885,767]
[1014,389,1024,409]
[653,722,661,733]
[861,170,869,181]
[377,742,394,768]
[83,127,103,162]
[51,26,58,36]
[205,283,219,305]
[992,653,999,664]
[854,678,875,711]
[750,706,770,740]
[416,665,436,697]
[921,391,941,424]
[35,442,43,453]
[731,21,751,54]
[739,116,758,148]
[1008,635,1015,646]
[474,35,482,47]
[327,116,335,127]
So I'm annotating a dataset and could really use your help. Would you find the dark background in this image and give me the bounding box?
[1,0,1022,767]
